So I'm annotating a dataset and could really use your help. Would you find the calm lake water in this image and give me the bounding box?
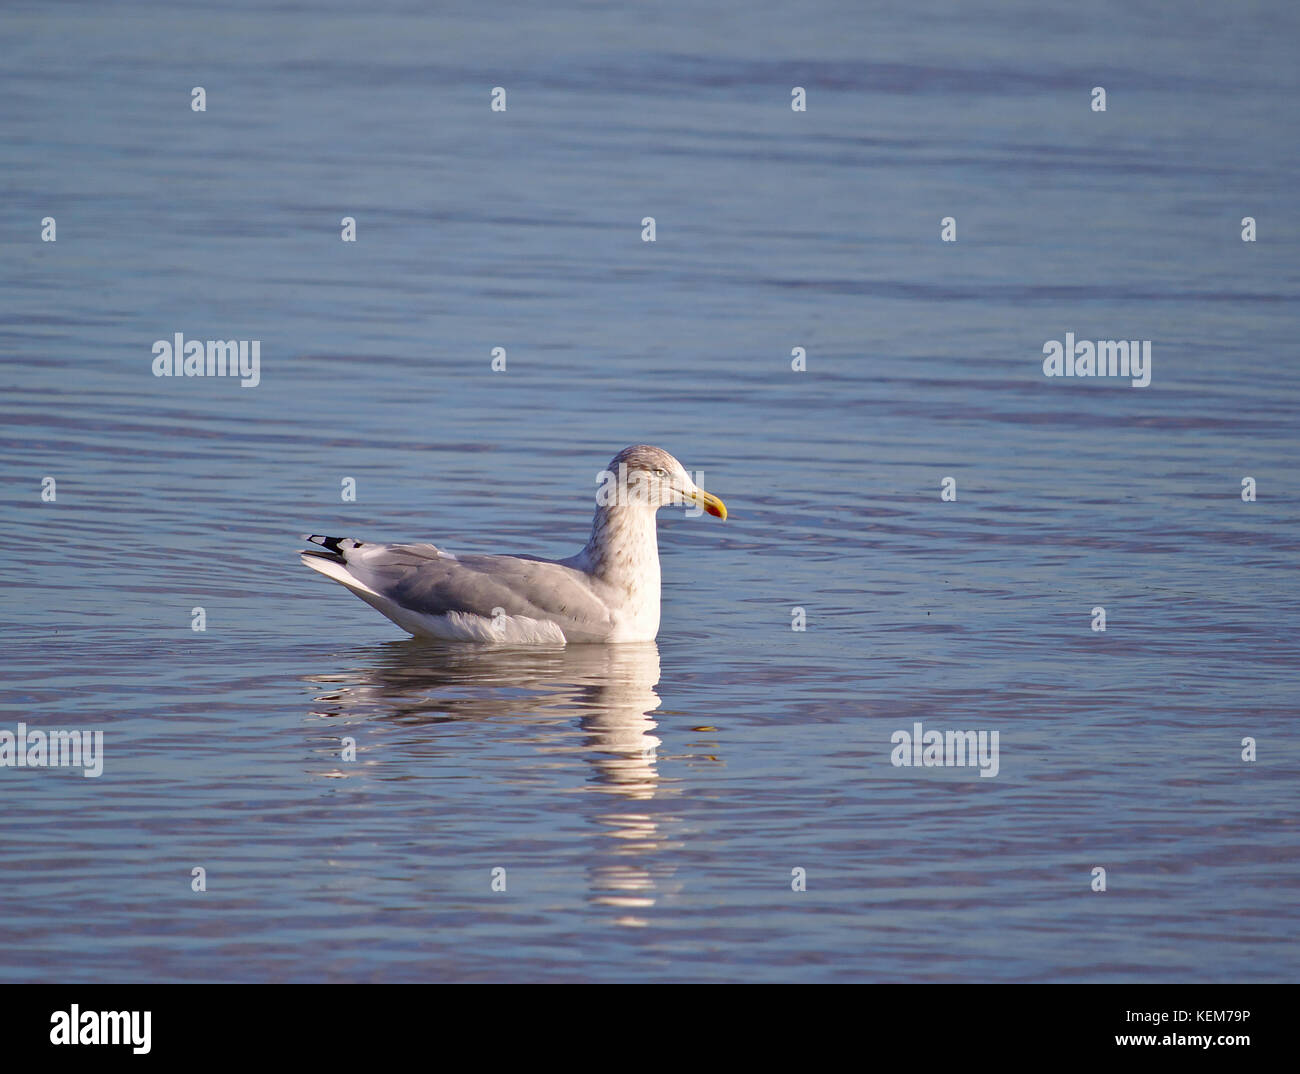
[2,0,1298,982]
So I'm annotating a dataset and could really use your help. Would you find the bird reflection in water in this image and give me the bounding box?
[304,639,704,926]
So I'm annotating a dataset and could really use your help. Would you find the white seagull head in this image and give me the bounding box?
[600,445,727,519]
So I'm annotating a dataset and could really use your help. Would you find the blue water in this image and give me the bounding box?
[2,0,1298,981]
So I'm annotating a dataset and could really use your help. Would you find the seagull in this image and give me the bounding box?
[299,445,727,644]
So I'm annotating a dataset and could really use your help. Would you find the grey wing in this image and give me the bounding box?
[345,543,615,631]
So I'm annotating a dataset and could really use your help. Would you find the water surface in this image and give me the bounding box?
[2,0,1298,981]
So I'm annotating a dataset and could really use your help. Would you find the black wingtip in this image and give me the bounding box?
[304,534,348,554]
[300,534,354,564]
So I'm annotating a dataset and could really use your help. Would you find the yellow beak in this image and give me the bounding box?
[692,488,727,520]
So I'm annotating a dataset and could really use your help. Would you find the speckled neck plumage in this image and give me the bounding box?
[578,504,662,599]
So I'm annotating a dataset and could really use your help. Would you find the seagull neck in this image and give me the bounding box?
[578,504,661,584]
